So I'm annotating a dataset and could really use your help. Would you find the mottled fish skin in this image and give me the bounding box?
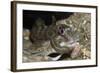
[30,17,80,59]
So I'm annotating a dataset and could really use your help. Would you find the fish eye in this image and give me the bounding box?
[58,26,64,35]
